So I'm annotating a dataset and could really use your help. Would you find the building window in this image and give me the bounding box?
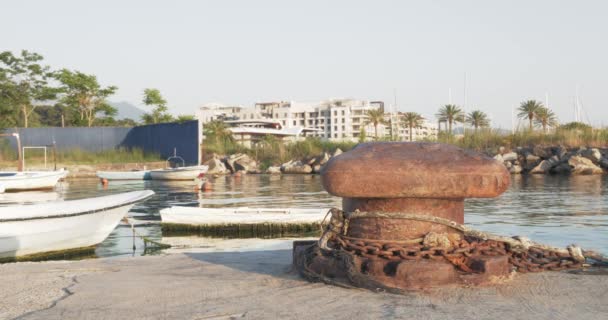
[282,121,286,126]
[328,119,331,124]
[334,133,338,138]
[342,126,345,131]
[334,111,337,116]
[334,126,338,131]
[300,120,305,125]
[341,110,345,116]
[341,118,345,123]
[293,120,296,126]
[284,113,287,118]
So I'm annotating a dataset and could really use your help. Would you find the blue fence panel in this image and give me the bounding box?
[121,121,200,165]
[3,121,200,165]
[5,127,132,152]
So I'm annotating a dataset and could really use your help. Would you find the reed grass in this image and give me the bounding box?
[437,127,608,153]
[0,138,163,166]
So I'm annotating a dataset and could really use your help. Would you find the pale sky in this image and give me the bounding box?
[2,0,607,128]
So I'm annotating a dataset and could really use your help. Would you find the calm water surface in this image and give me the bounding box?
[1,174,606,258]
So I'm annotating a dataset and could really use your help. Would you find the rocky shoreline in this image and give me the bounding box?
[493,146,608,175]
[204,145,608,176]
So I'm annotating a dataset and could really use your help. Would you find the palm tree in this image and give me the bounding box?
[436,104,464,134]
[534,107,558,133]
[364,108,387,140]
[466,110,490,131]
[401,112,424,142]
[518,100,543,131]
[203,120,233,145]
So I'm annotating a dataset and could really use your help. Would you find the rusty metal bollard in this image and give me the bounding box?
[293,142,511,290]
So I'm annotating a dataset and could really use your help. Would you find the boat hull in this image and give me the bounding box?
[96,171,151,180]
[0,170,66,191]
[150,166,208,181]
[160,206,329,225]
[0,190,154,259]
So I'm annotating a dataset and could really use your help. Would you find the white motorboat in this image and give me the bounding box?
[96,170,151,180]
[149,165,209,181]
[0,190,154,259]
[0,169,67,191]
[160,206,329,226]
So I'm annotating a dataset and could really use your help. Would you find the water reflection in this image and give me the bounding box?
[1,174,606,259]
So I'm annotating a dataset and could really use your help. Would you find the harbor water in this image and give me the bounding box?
[1,174,607,258]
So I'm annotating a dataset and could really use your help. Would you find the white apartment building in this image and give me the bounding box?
[197,99,437,143]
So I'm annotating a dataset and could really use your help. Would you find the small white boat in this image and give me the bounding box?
[0,190,154,259]
[96,170,151,180]
[150,165,209,181]
[160,206,329,225]
[0,170,67,191]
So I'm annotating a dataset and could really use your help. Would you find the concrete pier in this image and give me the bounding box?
[1,251,606,319]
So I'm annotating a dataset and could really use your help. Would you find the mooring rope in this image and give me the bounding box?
[121,217,172,249]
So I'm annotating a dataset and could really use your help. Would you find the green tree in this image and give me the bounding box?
[517,100,543,131]
[141,88,174,124]
[56,69,118,127]
[364,108,387,140]
[534,107,558,133]
[401,112,424,141]
[466,110,490,131]
[204,120,233,146]
[176,114,195,123]
[358,127,367,143]
[436,104,464,135]
[0,50,57,128]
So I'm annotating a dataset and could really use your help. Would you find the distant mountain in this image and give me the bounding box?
[109,101,146,120]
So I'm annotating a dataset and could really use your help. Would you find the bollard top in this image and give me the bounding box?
[321,142,510,199]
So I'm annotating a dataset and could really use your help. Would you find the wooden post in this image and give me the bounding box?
[0,133,23,171]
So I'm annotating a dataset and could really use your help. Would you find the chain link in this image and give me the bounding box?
[331,235,584,273]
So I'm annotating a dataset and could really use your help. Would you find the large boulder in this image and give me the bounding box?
[581,148,602,163]
[553,163,572,174]
[523,153,542,171]
[509,165,523,174]
[281,160,313,174]
[529,156,560,174]
[599,157,608,169]
[266,166,281,174]
[502,152,518,162]
[204,157,229,174]
[234,154,259,173]
[223,153,243,173]
[533,145,552,159]
[568,156,604,175]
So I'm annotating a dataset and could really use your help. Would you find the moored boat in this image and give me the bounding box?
[149,165,209,181]
[96,170,151,180]
[160,206,329,225]
[0,190,154,259]
[0,170,67,191]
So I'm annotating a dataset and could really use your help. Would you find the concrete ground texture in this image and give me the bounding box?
[1,250,607,320]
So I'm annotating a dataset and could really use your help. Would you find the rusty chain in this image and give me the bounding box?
[330,236,585,273]
[317,208,599,274]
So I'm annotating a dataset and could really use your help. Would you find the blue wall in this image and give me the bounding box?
[4,120,200,165]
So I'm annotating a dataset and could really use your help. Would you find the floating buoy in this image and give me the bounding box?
[100,178,109,187]
[233,171,242,178]
[201,181,213,191]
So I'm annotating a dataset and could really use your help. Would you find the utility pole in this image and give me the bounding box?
[463,73,467,135]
